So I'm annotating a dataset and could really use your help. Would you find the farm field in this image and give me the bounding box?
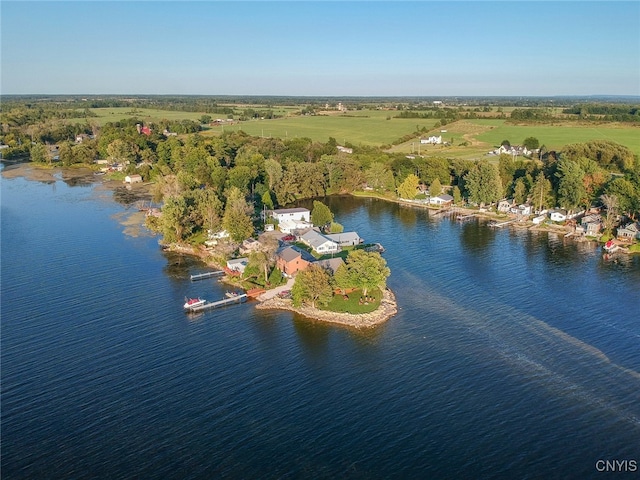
[66,107,640,157]
[67,107,205,126]
[202,109,435,146]
[473,119,640,156]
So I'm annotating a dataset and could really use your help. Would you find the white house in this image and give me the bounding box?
[325,232,363,247]
[429,194,454,206]
[299,229,340,254]
[270,208,310,223]
[278,219,313,235]
[550,209,568,222]
[497,199,515,213]
[510,204,532,216]
[421,135,442,145]
[124,174,143,184]
[226,258,249,274]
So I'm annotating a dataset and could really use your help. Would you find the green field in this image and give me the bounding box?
[68,107,205,126]
[203,109,435,146]
[68,107,640,157]
[473,119,640,155]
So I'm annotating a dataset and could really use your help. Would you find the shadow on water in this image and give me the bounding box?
[161,251,207,280]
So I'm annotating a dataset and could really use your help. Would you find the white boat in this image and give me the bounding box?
[184,297,206,309]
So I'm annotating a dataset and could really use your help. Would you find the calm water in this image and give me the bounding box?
[2,167,639,479]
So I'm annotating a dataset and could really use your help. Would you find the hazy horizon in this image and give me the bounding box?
[2,1,639,97]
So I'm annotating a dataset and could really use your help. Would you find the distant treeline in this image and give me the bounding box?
[562,104,640,122]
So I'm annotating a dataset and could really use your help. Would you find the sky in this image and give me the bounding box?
[1,1,639,96]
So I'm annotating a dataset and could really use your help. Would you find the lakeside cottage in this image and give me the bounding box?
[299,229,340,254]
[617,222,640,242]
[429,194,454,207]
[269,208,310,223]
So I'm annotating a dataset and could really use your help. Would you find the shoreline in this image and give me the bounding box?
[255,288,398,329]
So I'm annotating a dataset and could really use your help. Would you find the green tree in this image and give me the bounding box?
[606,177,639,219]
[396,173,420,199]
[311,200,334,227]
[452,185,462,205]
[556,159,587,210]
[222,186,254,242]
[513,177,527,204]
[464,161,503,206]
[30,143,48,164]
[291,265,333,308]
[530,172,554,212]
[429,178,442,197]
[264,158,283,191]
[261,189,274,210]
[329,221,344,233]
[334,250,390,297]
[523,137,540,151]
[161,195,191,243]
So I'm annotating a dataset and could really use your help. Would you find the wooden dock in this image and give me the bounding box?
[488,219,515,228]
[456,213,476,222]
[190,271,224,281]
[187,294,248,312]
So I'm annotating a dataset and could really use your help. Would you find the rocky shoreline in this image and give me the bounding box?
[255,288,398,329]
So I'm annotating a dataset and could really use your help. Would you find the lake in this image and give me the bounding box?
[2,166,639,479]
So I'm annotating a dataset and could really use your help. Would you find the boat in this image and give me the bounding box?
[225,291,241,298]
[183,297,206,309]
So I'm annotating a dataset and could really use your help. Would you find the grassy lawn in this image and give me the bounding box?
[321,288,381,314]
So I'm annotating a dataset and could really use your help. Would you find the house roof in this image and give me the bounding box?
[300,229,338,250]
[325,232,361,243]
[227,257,248,266]
[438,194,454,202]
[278,246,301,263]
[314,257,345,274]
[271,208,310,215]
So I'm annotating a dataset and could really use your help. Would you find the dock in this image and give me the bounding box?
[488,219,515,228]
[187,294,248,312]
[190,270,224,281]
[456,213,476,222]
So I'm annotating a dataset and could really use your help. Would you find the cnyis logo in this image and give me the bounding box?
[595,460,638,472]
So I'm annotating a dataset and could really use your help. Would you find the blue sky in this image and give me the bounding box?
[2,1,639,96]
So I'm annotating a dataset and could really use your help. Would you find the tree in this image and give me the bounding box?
[600,194,618,233]
[429,178,442,197]
[606,177,639,219]
[464,161,503,206]
[30,143,48,164]
[328,221,344,233]
[261,189,274,210]
[396,173,420,199]
[556,159,586,211]
[246,250,271,284]
[452,185,462,205]
[264,158,283,191]
[311,200,334,227]
[523,137,540,151]
[291,265,333,308]
[161,195,191,243]
[530,172,554,212]
[513,177,527,204]
[222,186,254,242]
[334,250,390,297]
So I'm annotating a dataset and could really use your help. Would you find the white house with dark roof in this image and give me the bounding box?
[325,232,363,247]
[429,194,454,206]
[299,229,340,254]
[226,257,249,274]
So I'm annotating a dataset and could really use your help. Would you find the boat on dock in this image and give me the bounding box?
[186,294,248,313]
[184,297,206,310]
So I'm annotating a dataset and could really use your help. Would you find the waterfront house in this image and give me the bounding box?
[226,258,249,275]
[239,238,262,255]
[429,194,454,207]
[550,209,568,222]
[276,246,312,276]
[124,174,143,184]
[617,222,639,242]
[497,199,515,213]
[299,229,340,254]
[325,232,363,247]
[580,214,603,237]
